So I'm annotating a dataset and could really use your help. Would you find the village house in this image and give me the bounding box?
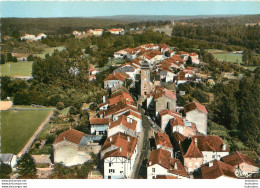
[21,34,36,40]
[0,153,17,168]
[108,28,125,35]
[104,72,129,90]
[221,152,260,178]
[157,109,182,132]
[153,66,175,83]
[114,48,141,60]
[90,118,110,136]
[146,86,177,117]
[147,149,189,179]
[154,132,173,157]
[200,160,237,179]
[92,29,104,36]
[108,115,138,137]
[189,53,200,64]
[101,133,138,179]
[140,43,160,51]
[174,72,187,85]
[165,51,176,57]
[178,51,189,61]
[141,50,164,65]
[89,67,99,75]
[53,129,102,166]
[159,44,170,54]
[113,62,139,79]
[184,102,208,135]
[179,135,230,173]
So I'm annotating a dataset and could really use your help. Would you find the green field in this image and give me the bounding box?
[213,53,242,64]
[0,61,33,77]
[0,109,52,154]
[33,46,65,59]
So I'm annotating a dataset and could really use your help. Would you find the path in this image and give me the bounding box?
[17,110,54,158]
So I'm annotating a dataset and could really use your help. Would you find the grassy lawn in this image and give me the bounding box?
[213,53,242,64]
[33,46,65,59]
[0,109,52,154]
[0,61,33,77]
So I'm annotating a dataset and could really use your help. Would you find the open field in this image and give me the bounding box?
[33,46,65,59]
[213,53,242,64]
[0,109,52,154]
[0,61,33,77]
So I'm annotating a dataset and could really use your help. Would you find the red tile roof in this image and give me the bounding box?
[148,149,188,177]
[184,102,208,114]
[201,160,237,179]
[101,133,137,159]
[172,132,187,143]
[221,152,258,168]
[104,72,128,82]
[143,50,163,60]
[182,135,229,158]
[159,109,181,117]
[110,115,137,131]
[153,175,178,179]
[53,129,85,145]
[151,87,177,101]
[109,28,124,32]
[90,118,110,125]
[155,132,173,148]
[170,116,184,127]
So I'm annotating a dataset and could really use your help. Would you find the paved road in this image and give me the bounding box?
[17,110,54,158]
[131,105,157,178]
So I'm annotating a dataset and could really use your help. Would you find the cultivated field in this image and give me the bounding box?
[0,109,52,154]
[0,61,33,77]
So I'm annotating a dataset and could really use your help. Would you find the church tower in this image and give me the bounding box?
[140,61,151,96]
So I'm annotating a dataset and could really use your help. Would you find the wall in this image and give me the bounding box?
[155,97,176,116]
[184,157,203,173]
[104,80,123,89]
[172,125,184,135]
[53,141,91,166]
[202,151,229,164]
[186,109,207,135]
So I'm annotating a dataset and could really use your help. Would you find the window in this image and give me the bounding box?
[212,155,215,159]
[109,169,115,173]
[109,163,112,167]
[120,171,123,173]
[195,162,199,168]
[152,168,155,172]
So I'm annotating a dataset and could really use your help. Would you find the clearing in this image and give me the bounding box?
[33,46,65,59]
[0,108,53,154]
[0,61,33,77]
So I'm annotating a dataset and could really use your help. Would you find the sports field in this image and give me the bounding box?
[0,61,33,77]
[0,109,52,154]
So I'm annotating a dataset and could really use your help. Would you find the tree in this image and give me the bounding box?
[0,163,12,179]
[13,57,18,62]
[56,102,65,110]
[27,54,34,61]
[186,56,192,65]
[17,153,37,179]
[1,54,5,64]
[7,53,13,62]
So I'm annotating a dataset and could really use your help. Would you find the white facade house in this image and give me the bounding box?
[101,133,138,179]
[184,102,208,135]
[108,28,125,35]
[93,29,104,36]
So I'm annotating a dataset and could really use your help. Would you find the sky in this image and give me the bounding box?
[1,1,260,18]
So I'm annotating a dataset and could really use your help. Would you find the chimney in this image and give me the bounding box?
[159,161,161,164]
[194,138,198,146]
[127,136,130,142]
[119,147,122,152]
[109,137,112,142]
[174,162,178,170]
[63,137,66,141]
[209,161,213,167]
[149,161,152,165]
[103,96,106,103]
[222,144,226,151]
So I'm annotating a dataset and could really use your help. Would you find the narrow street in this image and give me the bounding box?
[131,104,157,178]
